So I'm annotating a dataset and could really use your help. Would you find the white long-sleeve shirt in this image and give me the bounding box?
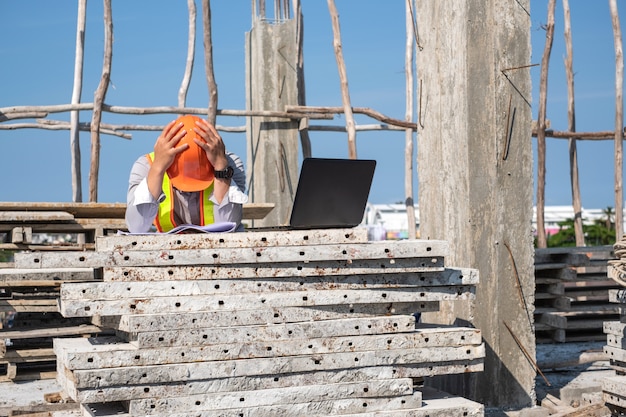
[125,151,248,233]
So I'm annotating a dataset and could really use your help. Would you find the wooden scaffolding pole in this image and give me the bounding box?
[563,0,585,246]
[610,0,624,239]
[70,0,86,203]
[202,0,218,125]
[536,0,556,248]
[327,0,357,159]
[89,0,113,202]
[293,0,312,159]
[405,0,417,239]
[178,0,197,108]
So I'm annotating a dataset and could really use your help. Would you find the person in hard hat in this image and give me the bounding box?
[125,115,247,233]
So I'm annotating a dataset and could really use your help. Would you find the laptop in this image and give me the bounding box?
[279,157,376,230]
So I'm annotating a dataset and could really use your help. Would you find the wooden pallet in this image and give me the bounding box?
[535,245,615,343]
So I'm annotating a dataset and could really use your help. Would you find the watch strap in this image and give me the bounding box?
[215,166,234,180]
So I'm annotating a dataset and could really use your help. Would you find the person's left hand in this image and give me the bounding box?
[193,119,229,171]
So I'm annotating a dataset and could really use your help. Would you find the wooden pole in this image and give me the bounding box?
[293,0,311,158]
[536,0,556,248]
[202,0,218,125]
[532,129,626,140]
[327,0,357,159]
[178,0,196,108]
[70,0,86,203]
[404,0,417,239]
[563,0,585,246]
[610,0,624,239]
[89,0,113,202]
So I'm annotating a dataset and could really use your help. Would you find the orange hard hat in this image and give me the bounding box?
[167,115,214,192]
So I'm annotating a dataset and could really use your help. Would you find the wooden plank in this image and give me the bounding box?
[59,285,475,317]
[0,211,75,222]
[540,310,619,330]
[0,242,95,251]
[2,347,55,361]
[0,202,127,218]
[241,203,275,220]
[102,262,463,282]
[65,344,485,388]
[0,267,96,282]
[563,279,617,289]
[535,267,577,281]
[0,324,102,340]
[0,222,122,234]
[0,279,64,288]
[0,299,58,313]
[0,201,273,221]
[0,361,17,381]
[16,239,449,269]
[97,227,368,251]
[54,326,482,370]
[60,271,477,301]
[534,263,577,272]
[535,247,594,265]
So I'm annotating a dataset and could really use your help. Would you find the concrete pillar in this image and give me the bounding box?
[245,19,300,227]
[416,0,535,409]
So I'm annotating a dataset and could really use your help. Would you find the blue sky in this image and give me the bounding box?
[0,1,624,209]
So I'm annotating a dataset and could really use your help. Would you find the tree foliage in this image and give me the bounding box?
[542,206,616,247]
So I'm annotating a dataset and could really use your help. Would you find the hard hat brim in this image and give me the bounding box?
[169,175,214,192]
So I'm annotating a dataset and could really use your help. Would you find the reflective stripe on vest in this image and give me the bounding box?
[147,152,215,232]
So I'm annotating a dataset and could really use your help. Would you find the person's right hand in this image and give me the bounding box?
[151,120,188,174]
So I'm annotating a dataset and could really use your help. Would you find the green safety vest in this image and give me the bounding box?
[147,152,214,232]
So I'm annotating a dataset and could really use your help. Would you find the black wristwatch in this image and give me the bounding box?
[214,165,234,180]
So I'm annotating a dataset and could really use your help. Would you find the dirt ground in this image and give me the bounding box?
[0,341,616,416]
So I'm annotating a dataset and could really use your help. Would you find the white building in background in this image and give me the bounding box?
[362,203,420,240]
[362,203,614,240]
[533,205,609,235]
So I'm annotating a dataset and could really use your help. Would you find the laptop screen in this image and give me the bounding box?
[288,158,376,229]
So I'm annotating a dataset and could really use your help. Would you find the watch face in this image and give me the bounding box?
[216,166,234,179]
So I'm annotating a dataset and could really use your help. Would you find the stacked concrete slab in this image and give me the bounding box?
[13,228,484,416]
[602,289,626,415]
[601,246,626,415]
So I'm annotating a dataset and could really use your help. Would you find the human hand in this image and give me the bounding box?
[152,119,188,174]
[192,119,229,171]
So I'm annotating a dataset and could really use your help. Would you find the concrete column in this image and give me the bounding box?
[416,0,535,409]
[245,19,300,227]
